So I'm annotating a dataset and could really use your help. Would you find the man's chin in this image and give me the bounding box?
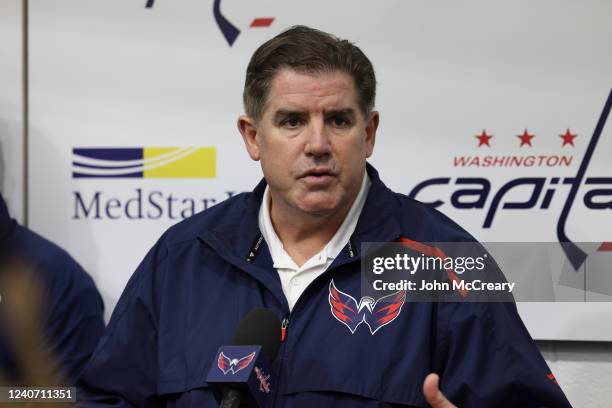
[299,207,336,217]
[295,196,342,216]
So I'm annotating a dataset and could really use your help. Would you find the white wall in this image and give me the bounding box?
[538,341,612,408]
[0,0,24,222]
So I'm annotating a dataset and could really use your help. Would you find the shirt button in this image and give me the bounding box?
[292,279,301,286]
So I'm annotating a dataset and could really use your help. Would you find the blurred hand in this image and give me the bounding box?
[423,373,457,408]
[0,260,62,388]
[0,260,44,342]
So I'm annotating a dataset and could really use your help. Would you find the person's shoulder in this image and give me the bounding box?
[13,225,100,296]
[159,191,252,248]
[16,225,84,272]
[391,190,477,242]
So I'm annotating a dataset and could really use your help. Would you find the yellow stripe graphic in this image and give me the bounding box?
[143,147,216,178]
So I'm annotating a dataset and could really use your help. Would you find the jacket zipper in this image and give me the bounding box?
[280,317,289,342]
[272,315,290,408]
[271,253,363,407]
[200,235,369,406]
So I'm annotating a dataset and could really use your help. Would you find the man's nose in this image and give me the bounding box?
[304,120,332,157]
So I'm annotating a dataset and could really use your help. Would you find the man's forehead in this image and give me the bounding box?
[264,68,358,113]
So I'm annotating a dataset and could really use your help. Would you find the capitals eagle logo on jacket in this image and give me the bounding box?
[328,280,406,335]
[217,351,256,375]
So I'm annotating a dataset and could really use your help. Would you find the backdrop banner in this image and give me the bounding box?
[28,0,612,340]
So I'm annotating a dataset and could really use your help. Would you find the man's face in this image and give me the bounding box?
[239,68,378,217]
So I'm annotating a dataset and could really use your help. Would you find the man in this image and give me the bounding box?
[78,26,571,407]
[0,193,105,384]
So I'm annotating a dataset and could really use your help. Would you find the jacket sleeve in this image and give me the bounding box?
[434,301,573,408]
[77,238,168,407]
[44,259,105,384]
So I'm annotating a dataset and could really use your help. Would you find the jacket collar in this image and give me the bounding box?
[0,194,17,253]
[202,162,402,262]
[0,194,15,238]
[351,163,402,249]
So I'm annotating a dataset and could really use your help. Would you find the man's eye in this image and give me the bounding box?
[281,118,303,128]
[330,117,350,127]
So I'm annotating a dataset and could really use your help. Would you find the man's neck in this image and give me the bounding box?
[269,193,355,267]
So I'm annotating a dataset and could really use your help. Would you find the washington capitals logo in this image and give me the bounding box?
[254,366,271,394]
[217,351,256,375]
[146,0,274,46]
[328,280,406,335]
[409,89,612,272]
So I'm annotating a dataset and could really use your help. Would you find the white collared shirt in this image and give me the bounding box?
[258,172,371,310]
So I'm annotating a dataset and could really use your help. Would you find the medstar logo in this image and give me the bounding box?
[71,147,216,179]
[145,0,274,46]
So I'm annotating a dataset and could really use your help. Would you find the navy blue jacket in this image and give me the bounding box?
[78,165,571,407]
[0,194,105,383]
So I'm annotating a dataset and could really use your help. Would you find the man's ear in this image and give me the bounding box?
[365,110,379,158]
[237,115,260,161]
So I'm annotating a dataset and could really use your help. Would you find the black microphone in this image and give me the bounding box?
[207,308,281,408]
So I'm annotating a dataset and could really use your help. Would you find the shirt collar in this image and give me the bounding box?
[258,189,293,269]
[259,171,371,269]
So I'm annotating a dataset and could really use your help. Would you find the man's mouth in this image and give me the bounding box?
[301,168,335,177]
[299,168,337,186]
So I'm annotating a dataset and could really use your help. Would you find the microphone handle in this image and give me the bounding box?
[219,388,243,408]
